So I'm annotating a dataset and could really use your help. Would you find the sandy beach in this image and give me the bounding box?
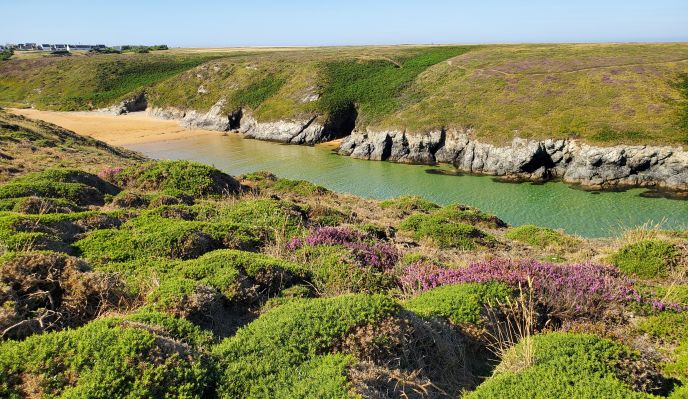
[8,108,221,146]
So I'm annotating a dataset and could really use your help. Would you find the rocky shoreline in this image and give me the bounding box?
[138,103,688,192]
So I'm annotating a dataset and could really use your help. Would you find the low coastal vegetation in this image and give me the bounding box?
[2,43,688,145]
[1,111,687,398]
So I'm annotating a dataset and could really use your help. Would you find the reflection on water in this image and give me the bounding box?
[127,133,688,238]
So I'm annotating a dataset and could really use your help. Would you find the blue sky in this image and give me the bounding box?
[2,0,687,47]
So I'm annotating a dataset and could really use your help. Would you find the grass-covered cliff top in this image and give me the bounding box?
[1,43,688,146]
[1,111,688,397]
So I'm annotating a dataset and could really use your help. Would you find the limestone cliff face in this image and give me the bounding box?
[339,129,688,191]
[143,103,687,191]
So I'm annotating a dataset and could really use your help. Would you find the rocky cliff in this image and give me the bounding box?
[338,129,688,191]
[145,102,687,191]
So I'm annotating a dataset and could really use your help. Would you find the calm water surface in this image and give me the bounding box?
[128,134,688,238]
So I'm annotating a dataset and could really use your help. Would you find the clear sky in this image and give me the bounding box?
[2,0,687,47]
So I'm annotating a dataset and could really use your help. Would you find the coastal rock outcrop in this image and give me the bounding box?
[99,93,148,115]
[339,129,688,191]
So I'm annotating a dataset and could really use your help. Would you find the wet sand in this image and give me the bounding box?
[8,108,220,146]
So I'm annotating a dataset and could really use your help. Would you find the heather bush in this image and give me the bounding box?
[401,259,643,320]
[288,226,398,271]
[506,224,581,250]
[213,294,399,398]
[466,332,661,398]
[113,160,240,197]
[0,315,213,398]
[405,282,512,325]
[612,239,679,279]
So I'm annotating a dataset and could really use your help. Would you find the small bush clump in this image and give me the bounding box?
[405,282,512,325]
[612,239,679,279]
[74,211,262,262]
[0,169,119,206]
[213,294,399,398]
[380,195,439,214]
[0,314,213,398]
[398,204,502,249]
[506,224,581,250]
[112,160,240,197]
[466,332,663,398]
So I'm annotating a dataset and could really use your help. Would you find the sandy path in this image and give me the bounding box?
[8,108,220,146]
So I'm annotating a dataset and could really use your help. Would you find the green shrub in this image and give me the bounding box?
[74,212,262,262]
[405,282,512,325]
[296,244,395,295]
[611,239,679,278]
[198,198,305,237]
[466,332,656,399]
[0,169,118,206]
[0,315,213,398]
[212,294,399,398]
[506,224,580,249]
[398,204,501,249]
[380,195,439,214]
[637,312,688,342]
[272,178,329,196]
[115,160,240,197]
[400,215,492,250]
[147,249,307,312]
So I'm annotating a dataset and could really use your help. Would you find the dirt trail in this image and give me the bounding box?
[8,109,220,146]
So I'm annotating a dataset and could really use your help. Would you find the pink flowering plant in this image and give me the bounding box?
[400,259,677,320]
[287,226,398,271]
[97,166,124,182]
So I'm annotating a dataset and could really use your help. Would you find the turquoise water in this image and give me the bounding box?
[128,134,688,238]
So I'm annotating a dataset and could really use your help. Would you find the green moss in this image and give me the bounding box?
[116,160,239,197]
[506,224,581,249]
[212,294,398,398]
[466,332,655,399]
[404,282,512,325]
[0,315,213,399]
[611,239,679,279]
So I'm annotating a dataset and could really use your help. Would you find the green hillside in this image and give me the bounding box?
[0,111,687,397]
[1,43,687,145]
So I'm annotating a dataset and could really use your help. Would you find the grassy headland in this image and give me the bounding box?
[0,110,687,397]
[1,43,687,145]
